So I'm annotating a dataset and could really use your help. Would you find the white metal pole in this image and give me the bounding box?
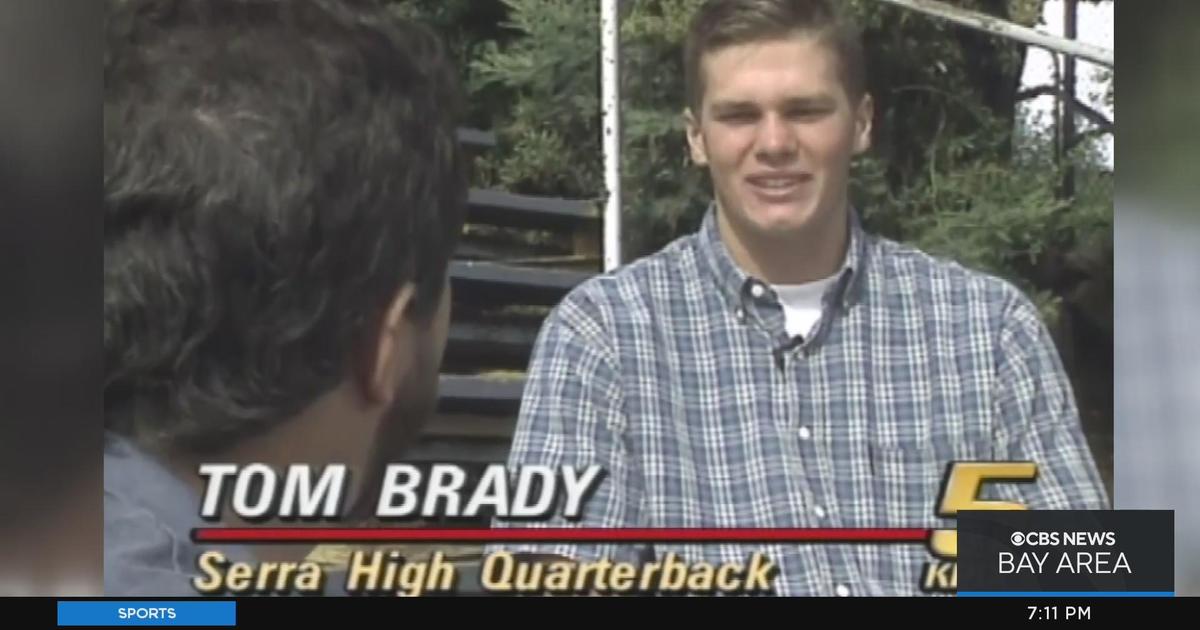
[600,0,622,271]
[872,0,1113,68]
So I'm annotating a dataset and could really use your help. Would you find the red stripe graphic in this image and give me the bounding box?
[192,527,932,544]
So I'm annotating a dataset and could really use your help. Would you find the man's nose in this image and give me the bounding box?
[755,114,797,162]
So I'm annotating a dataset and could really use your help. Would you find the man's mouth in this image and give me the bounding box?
[745,172,813,200]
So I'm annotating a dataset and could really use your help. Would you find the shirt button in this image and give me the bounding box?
[798,426,812,440]
[735,307,746,321]
[813,505,827,519]
[834,583,851,597]
[750,282,765,299]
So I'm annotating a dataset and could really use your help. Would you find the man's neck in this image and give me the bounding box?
[715,202,850,285]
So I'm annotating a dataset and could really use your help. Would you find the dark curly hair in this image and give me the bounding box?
[103,0,467,453]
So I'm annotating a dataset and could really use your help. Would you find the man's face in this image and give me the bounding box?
[685,34,872,240]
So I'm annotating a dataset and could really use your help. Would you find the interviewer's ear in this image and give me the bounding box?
[362,283,418,406]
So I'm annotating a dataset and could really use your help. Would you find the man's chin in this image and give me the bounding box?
[743,207,820,238]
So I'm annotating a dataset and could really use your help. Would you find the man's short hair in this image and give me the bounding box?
[104,0,467,452]
[684,0,867,113]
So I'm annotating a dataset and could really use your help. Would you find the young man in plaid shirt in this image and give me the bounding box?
[493,0,1108,596]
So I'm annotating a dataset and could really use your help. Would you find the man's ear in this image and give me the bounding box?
[362,283,417,406]
[852,93,874,155]
[683,107,709,166]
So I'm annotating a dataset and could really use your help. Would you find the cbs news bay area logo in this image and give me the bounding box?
[957,506,1174,596]
[1003,530,1131,575]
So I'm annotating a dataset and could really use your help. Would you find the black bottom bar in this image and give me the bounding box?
[39,593,1194,627]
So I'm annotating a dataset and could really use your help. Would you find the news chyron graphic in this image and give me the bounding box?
[957,510,1175,597]
[181,460,1062,596]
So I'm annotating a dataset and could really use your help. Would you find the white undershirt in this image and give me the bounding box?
[773,274,839,339]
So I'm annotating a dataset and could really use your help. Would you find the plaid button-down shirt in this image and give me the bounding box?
[492,205,1109,596]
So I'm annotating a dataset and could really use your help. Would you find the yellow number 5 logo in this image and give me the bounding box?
[928,462,1038,559]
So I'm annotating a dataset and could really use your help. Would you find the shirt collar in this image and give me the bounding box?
[697,202,870,313]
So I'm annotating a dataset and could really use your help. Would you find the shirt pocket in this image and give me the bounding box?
[867,440,948,527]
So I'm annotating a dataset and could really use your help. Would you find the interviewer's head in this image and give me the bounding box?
[104,0,466,486]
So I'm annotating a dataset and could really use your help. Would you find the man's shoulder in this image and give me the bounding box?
[104,490,200,596]
[104,434,203,595]
[103,433,255,596]
[548,232,702,331]
[867,233,1033,315]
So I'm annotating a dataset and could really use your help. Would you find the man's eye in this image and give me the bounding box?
[719,111,756,123]
[786,108,830,120]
